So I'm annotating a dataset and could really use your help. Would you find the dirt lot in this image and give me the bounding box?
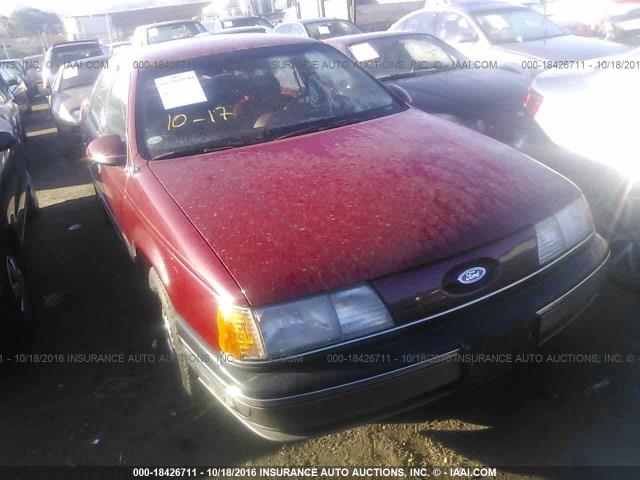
[1,102,640,477]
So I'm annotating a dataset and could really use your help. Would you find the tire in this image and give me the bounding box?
[4,252,35,336]
[148,268,194,396]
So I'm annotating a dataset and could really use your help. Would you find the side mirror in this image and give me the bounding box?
[86,134,126,166]
[0,131,16,151]
[386,83,412,105]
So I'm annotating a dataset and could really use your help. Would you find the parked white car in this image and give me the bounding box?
[131,20,207,47]
[528,49,639,174]
[526,48,640,285]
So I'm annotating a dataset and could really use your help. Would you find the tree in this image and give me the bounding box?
[0,15,14,39]
[9,8,62,37]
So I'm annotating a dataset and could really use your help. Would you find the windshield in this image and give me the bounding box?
[474,9,565,44]
[304,20,362,40]
[51,45,105,69]
[136,44,404,160]
[58,61,105,91]
[348,34,464,80]
[147,23,205,44]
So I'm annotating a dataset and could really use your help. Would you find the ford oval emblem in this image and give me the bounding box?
[458,267,487,285]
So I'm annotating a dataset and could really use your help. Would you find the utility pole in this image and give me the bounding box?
[1,40,9,59]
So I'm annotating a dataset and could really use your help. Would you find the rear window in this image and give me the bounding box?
[221,17,272,29]
[348,34,463,80]
[147,23,205,44]
[51,45,105,69]
[58,60,106,91]
[304,20,362,40]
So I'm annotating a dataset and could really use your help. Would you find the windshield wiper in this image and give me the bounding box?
[274,118,359,141]
[381,69,442,81]
[151,143,242,161]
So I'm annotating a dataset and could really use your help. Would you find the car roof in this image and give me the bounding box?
[298,17,351,25]
[425,0,527,12]
[219,15,264,20]
[126,33,317,64]
[215,26,268,34]
[52,40,101,49]
[137,19,201,30]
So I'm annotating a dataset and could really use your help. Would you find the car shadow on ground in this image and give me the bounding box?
[0,103,280,465]
[382,281,640,470]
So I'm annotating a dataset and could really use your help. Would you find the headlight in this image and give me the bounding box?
[217,285,393,361]
[535,198,594,265]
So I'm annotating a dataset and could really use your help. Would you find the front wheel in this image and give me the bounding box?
[5,254,34,333]
[148,268,194,395]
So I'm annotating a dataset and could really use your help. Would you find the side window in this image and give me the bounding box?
[102,65,130,141]
[275,23,291,34]
[405,12,438,34]
[438,13,476,43]
[89,68,116,128]
[290,24,307,36]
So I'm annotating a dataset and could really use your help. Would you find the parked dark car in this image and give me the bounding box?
[50,55,109,155]
[0,84,26,142]
[42,40,107,90]
[328,31,532,147]
[0,95,37,349]
[275,17,362,40]
[0,61,31,114]
[82,35,608,440]
[390,1,631,77]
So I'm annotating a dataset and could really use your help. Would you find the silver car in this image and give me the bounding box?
[390,1,631,77]
[50,55,109,156]
[526,48,640,286]
[42,41,107,90]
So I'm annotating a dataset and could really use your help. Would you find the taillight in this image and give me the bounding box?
[524,89,544,117]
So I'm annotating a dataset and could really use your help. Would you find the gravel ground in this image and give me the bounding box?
[0,102,639,477]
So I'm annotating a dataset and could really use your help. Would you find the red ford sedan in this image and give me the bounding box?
[82,34,609,440]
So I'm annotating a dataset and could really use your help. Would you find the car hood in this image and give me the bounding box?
[497,35,630,61]
[149,109,580,306]
[387,68,529,117]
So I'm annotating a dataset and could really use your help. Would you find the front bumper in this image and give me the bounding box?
[178,234,609,441]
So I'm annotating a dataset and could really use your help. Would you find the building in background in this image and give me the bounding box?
[63,1,210,42]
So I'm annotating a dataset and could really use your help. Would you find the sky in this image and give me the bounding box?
[0,0,208,16]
